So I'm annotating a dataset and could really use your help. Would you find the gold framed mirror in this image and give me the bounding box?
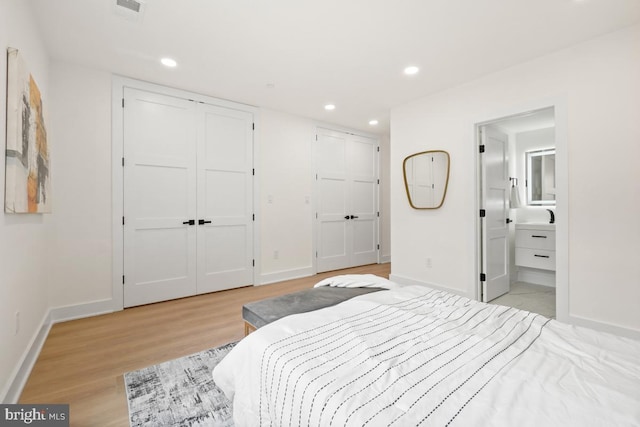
[403,150,450,209]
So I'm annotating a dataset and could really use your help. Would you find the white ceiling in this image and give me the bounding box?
[29,0,640,135]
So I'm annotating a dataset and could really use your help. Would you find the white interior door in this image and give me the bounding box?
[196,103,254,293]
[481,125,510,302]
[349,135,379,267]
[123,88,197,307]
[316,129,378,273]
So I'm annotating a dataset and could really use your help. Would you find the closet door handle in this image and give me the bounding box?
[534,254,550,258]
[350,215,359,219]
[199,219,212,225]
[344,215,350,220]
[531,235,547,238]
[182,220,195,225]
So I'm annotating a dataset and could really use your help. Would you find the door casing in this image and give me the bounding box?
[473,98,568,324]
[313,126,381,273]
[112,76,259,311]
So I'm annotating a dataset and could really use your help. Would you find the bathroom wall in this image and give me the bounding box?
[511,127,556,287]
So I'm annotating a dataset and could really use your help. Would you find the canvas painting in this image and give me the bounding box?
[5,47,51,213]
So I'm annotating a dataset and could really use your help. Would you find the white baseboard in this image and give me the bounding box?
[566,314,640,341]
[50,298,114,323]
[389,274,471,298]
[258,266,315,285]
[517,268,556,287]
[380,255,391,264]
[2,309,52,404]
[2,298,114,403]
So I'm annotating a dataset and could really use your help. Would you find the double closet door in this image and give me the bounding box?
[123,88,254,308]
[316,128,379,272]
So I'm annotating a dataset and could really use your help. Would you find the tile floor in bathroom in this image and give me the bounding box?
[490,281,556,319]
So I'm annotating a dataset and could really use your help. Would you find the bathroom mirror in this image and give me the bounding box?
[403,150,450,209]
[526,148,555,205]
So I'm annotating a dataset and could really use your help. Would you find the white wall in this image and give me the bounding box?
[47,62,113,308]
[390,24,640,336]
[258,108,391,282]
[513,127,556,224]
[258,109,315,282]
[0,0,51,402]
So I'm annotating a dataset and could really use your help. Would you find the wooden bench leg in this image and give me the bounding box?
[244,322,256,336]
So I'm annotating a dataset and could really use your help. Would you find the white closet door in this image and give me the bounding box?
[349,135,379,267]
[316,129,379,273]
[123,88,197,307]
[317,130,350,272]
[196,103,254,293]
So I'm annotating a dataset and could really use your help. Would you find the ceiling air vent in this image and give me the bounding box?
[117,0,141,13]
[114,0,146,21]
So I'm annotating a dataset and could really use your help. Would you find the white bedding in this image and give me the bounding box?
[213,283,640,426]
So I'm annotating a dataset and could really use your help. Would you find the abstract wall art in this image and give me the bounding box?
[5,47,51,213]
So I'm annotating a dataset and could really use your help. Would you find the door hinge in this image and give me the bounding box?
[316,173,318,180]
[252,168,255,176]
[377,244,380,250]
[316,251,318,258]
[315,134,318,141]
[315,212,318,219]
[377,212,380,217]
[252,123,255,130]
[479,209,486,218]
[377,146,380,152]
[122,157,125,167]
[377,179,380,184]
[252,214,255,221]
[122,216,125,225]
[122,98,124,108]
[480,273,486,282]
[252,259,255,267]
[122,275,125,284]
[479,144,485,153]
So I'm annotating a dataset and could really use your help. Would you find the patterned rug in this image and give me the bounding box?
[125,341,237,426]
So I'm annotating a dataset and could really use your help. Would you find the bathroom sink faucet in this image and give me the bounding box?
[546,209,555,224]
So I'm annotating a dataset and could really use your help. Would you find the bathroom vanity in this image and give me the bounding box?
[515,223,556,271]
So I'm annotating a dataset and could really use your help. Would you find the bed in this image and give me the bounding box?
[212,275,640,426]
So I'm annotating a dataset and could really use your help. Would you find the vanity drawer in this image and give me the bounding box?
[515,229,555,250]
[515,248,556,270]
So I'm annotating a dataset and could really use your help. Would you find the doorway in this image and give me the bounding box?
[476,106,560,318]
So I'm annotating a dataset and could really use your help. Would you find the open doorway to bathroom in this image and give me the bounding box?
[477,107,557,319]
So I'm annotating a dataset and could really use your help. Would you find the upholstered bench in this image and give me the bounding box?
[242,286,384,335]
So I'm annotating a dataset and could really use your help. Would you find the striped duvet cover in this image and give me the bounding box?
[213,284,640,426]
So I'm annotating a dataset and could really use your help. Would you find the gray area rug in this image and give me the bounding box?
[125,342,236,426]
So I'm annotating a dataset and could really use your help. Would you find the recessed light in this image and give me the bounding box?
[369,120,379,126]
[404,66,419,75]
[324,104,336,111]
[161,57,177,68]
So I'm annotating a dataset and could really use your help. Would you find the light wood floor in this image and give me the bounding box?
[19,263,390,426]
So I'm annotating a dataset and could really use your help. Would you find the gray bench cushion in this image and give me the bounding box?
[243,287,384,329]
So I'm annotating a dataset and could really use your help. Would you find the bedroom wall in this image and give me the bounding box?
[390,24,640,336]
[43,66,391,307]
[46,61,113,308]
[258,109,315,282]
[258,109,392,283]
[0,0,52,403]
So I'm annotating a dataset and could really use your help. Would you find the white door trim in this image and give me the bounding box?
[111,76,259,311]
[473,97,568,322]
